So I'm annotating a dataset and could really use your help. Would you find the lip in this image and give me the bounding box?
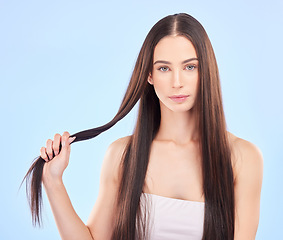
[169,95,190,103]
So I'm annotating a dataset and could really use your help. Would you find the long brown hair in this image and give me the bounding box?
[22,13,235,240]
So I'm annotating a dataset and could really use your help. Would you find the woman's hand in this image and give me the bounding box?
[40,131,76,184]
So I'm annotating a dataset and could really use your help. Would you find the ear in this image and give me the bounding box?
[147,72,153,85]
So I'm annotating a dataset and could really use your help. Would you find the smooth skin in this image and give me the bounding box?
[41,36,263,240]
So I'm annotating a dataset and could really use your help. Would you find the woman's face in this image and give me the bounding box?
[148,35,199,113]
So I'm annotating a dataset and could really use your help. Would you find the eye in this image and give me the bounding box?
[158,66,169,72]
[185,65,197,71]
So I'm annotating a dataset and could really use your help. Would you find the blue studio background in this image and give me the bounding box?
[0,0,282,239]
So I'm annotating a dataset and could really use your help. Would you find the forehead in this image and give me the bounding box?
[153,35,197,61]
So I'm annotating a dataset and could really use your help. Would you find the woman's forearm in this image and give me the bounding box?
[43,179,94,240]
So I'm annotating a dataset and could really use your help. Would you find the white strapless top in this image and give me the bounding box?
[139,192,205,240]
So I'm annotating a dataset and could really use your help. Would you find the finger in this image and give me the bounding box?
[40,147,48,162]
[53,133,61,156]
[62,131,70,148]
[46,139,54,160]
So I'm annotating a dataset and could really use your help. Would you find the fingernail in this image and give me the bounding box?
[68,136,76,144]
[54,151,59,155]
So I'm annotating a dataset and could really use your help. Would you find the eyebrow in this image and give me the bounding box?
[153,57,198,65]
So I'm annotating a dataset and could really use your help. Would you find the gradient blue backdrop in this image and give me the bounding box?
[1,0,282,239]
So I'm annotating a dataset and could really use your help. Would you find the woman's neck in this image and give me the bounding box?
[155,104,199,145]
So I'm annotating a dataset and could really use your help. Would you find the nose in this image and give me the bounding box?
[172,70,183,88]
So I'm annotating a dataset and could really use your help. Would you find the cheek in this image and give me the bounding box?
[192,77,199,90]
[152,79,169,97]
[153,85,165,101]
[151,72,170,91]
[186,72,199,92]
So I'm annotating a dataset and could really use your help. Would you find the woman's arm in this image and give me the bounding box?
[43,179,93,240]
[232,137,264,240]
[41,132,93,240]
[41,132,129,240]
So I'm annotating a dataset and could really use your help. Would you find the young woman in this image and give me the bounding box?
[24,13,263,240]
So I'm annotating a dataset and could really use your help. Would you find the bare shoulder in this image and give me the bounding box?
[107,135,132,164]
[227,131,264,182]
[109,135,132,151]
[227,131,263,156]
[102,135,132,182]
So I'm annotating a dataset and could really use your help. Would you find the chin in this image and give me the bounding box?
[168,104,195,113]
[172,107,194,113]
[159,99,196,113]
